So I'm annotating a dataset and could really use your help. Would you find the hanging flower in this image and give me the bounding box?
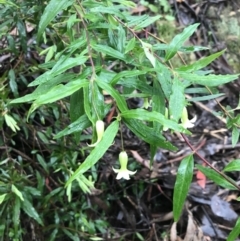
[112,151,137,180]
[88,120,104,147]
[180,107,196,129]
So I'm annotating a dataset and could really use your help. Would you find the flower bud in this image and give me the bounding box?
[88,120,104,147]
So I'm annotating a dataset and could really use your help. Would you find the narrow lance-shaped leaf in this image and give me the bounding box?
[134,15,161,30]
[169,78,185,122]
[227,218,240,241]
[12,184,24,201]
[124,118,177,151]
[141,40,156,67]
[10,73,77,103]
[92,44,125,61]
[173,155,194,222]
[121,109,190,134]
[165,23,200,61]
[223,159,240,172]
[150,79,165,162]
[110,69,146,85]
[196,164,238,190]
[156,61,172,99]
[0,194,7,204]
[232,127,240,148]
[13,197,21,233]
[54,114,91,139]
[177,49,225,72]
[65,120,119,187]
[188,93,225,102]
[28,79,89,117]
[37,0,74,41]
[96,79,128,112]
[21,196,44,226]
[70,89,85,142]
[90,81,105,121]
[90,6,126,19]
[178,72,239,87]
[50,55,88,77]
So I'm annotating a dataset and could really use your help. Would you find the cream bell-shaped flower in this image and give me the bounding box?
[112,151,137,180]
[88,120,104,147]
[180,107,196,129]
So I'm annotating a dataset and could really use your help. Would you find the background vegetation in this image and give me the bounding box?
[1,0,240,240]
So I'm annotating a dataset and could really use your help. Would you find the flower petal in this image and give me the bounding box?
[112,167,120,173]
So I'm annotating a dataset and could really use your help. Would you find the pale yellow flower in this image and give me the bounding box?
[88,120,104,147]
[181,107,196,129]
[112,151,137,180]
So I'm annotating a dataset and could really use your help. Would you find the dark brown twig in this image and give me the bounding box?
[181,133,240,191]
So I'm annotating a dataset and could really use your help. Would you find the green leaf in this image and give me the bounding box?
[188,93,225,102]
[232,127,240,147]
[152,79,165,125]
[90,81,105,121]
[121,109,190,134]
[70,89,85,122]
[177,50,225,72]
[92,44,125,61]
[90,6,126,19]
[65,120,119,186]
[126,15,147,26]
[173,155,194,222]
[65,36,87,54]
[50,55,88,77]
[37,0,74,41]
[28,79,89,116]
[124,119,177,151]
[196,164,238,190]
[0,194,7,204]
[165,23,200,61]
[10,73,76,104]
[185,87,209,94]
[27,72,76,89]
[125,37,136,54]
[118,77,153,95]
[36,154,49,174]
[9,69,18,97]
[150,79,165,161]
[70,89,85,142]
[83,85,94,123]
[110,69,146,85]
[223,159,240,172]
[96,79,128,112]
[4,114,20,132]
[156,61,172,99]
[178,72,239,87]
[227,218,240,241]
[117,25,126,53]
[13,197,21,233]
[169,78,185,122]
[141,41,156,67]
[12,184,24,201]
[134,15,161,30]
[21,196,43,226]
[17,19,27,51]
